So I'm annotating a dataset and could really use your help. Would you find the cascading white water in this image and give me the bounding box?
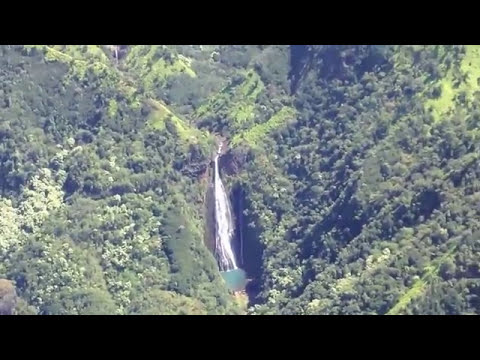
[214,144,238,272]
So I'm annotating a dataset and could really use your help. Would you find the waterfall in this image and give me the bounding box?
[214,144,238,272]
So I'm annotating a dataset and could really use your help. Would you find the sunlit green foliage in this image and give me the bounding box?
[3,45,480,315]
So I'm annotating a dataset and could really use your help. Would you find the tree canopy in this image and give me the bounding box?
[1,45,480,315]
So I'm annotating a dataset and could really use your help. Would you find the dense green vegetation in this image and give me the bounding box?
[0,45,239,315]
[235,45,480,315]
[2,44,480,315]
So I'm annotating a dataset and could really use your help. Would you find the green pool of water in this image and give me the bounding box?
[221,269,247,292]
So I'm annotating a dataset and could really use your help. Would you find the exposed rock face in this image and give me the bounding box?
[204,144,244,255]
[0,279,17,315]
[105,45,129,61]
[180,161,209,178]
[204,139,249,265]
[219,148,248,176]
[204,182,216,253]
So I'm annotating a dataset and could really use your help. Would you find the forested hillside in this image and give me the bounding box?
[1,45,480,315]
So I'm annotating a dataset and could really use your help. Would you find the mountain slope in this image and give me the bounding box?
[2,45,480,315]
[232,45,480,315]
[0,45,239,315]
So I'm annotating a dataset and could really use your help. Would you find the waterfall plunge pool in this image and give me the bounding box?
[221,268,247,292]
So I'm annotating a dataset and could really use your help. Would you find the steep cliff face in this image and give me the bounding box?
[219,149,248,177]
[0,279,17,315]
[204,179,216,254]
[204,147,244,256]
